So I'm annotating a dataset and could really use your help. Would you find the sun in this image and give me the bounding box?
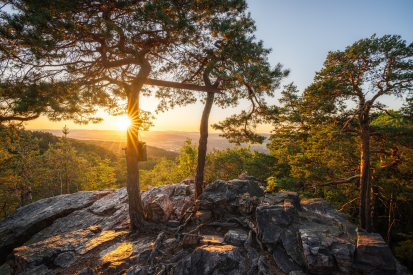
[116,115,131,130]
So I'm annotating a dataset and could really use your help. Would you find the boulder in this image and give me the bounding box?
[331,239,355,274]
[183,234,201,248]
[301,198,349,223]
[99,242,133,272]
[272,246,304,274]
[172,245,245,275]
[299,229,334,275]
[238,174,267,187]
[0,190,112,263]
[263,191,300,209]
[281,229,306,267]
[239,193,258,215]
[7,226,127,275]
[126,265,146,275]
[20,265,52,275]
[0,264,9,275]
[228,180,264,198]
[170,249,194,264]
[53,251,76,268]
[256,205,291,244]
[353,228,396,274]
[196,180,263,214]
[141,185,176,206]
[224,229,249,247]
[77,267,95,275]
[196,180,238,211]
[181,177,194,185]
[145,194,173,223]
[196,210,212,223]
[130,237,154,263]
[173,183,191,197]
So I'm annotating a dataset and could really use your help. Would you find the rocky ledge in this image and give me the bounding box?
[0,175,410,275]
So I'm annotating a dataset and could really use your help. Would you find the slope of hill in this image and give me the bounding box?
[29,129,270,153]
[81,139,178,159]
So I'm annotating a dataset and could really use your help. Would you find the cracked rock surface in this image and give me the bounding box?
[0,175,409,275]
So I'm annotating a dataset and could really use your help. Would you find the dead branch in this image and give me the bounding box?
[311,175,360,189]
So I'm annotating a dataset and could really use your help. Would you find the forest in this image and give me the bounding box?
[0,0,413,271]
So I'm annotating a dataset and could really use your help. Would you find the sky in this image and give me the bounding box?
[26,0,413,133]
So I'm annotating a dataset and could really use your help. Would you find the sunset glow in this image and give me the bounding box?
[116,115,131,130]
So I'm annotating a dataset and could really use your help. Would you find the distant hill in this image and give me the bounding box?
[81,139,178,159]
[30,129,270,153]
[30,130,179,160]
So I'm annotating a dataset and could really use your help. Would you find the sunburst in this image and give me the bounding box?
[116,115,131,130]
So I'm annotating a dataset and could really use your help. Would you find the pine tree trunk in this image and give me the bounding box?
[194,91,215,200]
[126,60,151,231]
[359,120,372,232]
[387,193,395,245]
[371,185,379,232]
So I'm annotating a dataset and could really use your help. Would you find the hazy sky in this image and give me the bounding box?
[27,0,413,132]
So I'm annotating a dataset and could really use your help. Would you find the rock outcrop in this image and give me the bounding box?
[0,190,113,263]
[0,177,409,275]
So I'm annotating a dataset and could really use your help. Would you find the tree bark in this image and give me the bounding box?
[194,91,215,200]
[387,193,395,245]
[371,185,379,232]
[194,72,220,200]
[126,59,151,231]
[359,119,372,232]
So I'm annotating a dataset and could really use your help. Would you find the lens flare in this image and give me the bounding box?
[116,115,131,130]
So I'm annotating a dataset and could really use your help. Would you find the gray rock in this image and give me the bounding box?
[145,194,173,222]
[263,191,300,209]
[331,239,355,274]
[353,228,396,273]
[168,220,181,227]
[126,265,146,275]
[171,254,194,275]
[196,210,212,223]
[19,265,52,275]
[196,180,239,211]
[172,245,245,275]
[77,267,95,275]
[301,198,349,223]
[338,221,359,242]
[281,229,306,267]
[183,234,201,248]
[173,183,191,197]
[272,246,304,274]
[0,264,9,275]
[26,201,129,246]
[239,193,258,215]
[238,174,259,181]
[247,248,259,265]
[289,272,306,275]
[258,255,271,275]
[224,229,248,247]
[256,205,291,244]
[7,226,126,274]
[54,251,76,268]
[181,177,194,185]
[196,180,264,214]
[141,184,176,205]
[130,237,154,262]
[88,188,128,215]
[229,180,265,198]
[0,190,112,263]
[170,249,194,263]
[299,229,334,274]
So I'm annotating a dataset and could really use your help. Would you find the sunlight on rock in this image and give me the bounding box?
[101,242,133,265]
[78,230,127,255]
